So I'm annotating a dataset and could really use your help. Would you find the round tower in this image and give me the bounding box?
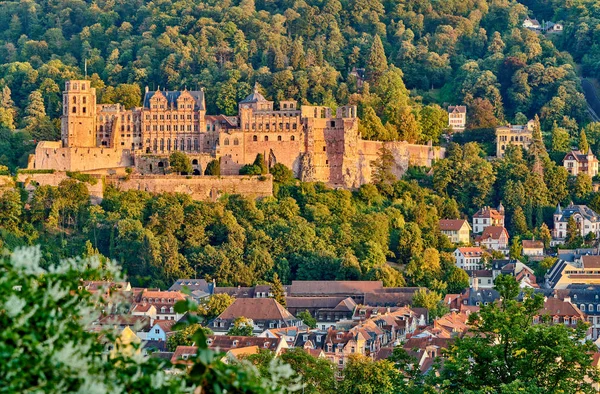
[61,80,97,148]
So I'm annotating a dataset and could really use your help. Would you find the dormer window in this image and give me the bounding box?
[336,334,342,339]
[263,342,269,348]
[206,338,213,346]
[316,335,322,342]
[303,335,308,341]
[233,340,239,347]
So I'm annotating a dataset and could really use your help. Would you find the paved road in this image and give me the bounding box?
[581,78,600,122]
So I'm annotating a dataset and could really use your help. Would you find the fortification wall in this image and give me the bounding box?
[31,142,132,172]
[113,175,272,201]
[134,154,213,175]
[17,172,104,204]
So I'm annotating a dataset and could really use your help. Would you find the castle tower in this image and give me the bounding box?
[61,80,97,148]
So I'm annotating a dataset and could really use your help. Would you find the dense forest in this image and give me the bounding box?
[0,0,593,155]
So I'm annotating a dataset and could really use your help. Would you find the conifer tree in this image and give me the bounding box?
[270,272,286,307]
[551,121,570,153]
[366,35,387,83]
[0,86,16,130]
[512,206,528,235]
[580,129,590,153]
[24,90,46,128]
[528,115,549,164]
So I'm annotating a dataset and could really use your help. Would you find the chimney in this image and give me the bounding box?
[473,273,479,291]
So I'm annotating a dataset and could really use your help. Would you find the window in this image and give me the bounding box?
[581,304,586,311]
[291,135,295,141]
[72,106,76,113]
[233,138,239,146]
[264,136,269,141]
[277,135,282,141]
[253,135,258,142]
[224,138,229,146]
[155,329,160,334]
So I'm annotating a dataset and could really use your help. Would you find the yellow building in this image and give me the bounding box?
[495,120,535,157]
[439,219,471,244]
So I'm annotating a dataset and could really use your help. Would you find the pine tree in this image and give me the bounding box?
[0,86,16,130]
[24,90,46,128]
[528,115,549,164]
[512,206,528,235]
[366,35,387,83]
[579,129,590,154]
[270,273,286,307]
[551,121,570,153]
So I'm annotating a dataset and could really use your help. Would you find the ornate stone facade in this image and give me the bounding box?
[30,80,445,188]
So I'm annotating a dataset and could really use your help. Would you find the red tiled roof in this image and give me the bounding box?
[439,219,469,231]
[457,247,484,257]
[170,346,197,365]
[480,226,508,241]
[473,207,503,220]
[539,298,584,318]
[522,240,544,249]
[289,281,383,296]
[582,256,600,269]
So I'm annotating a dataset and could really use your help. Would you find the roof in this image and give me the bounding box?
[439,219,469,231]
[153,320,177,333]
[138,289,186,302]
[556,204,600,223]
[214,286,255,298]
[473,206,504,219]
[169,279,211,293]
[207,335,282,352]
[143,89,205,110]
[240,83,268,103]
[456,247,484,257]
[285,296,348,309]
[582,255,600,269]
[170,346,197,364]
[479,226,508,241]
[466,269,493,278]
[539,298,584,318]
[522,240,544,249]
[448,105,466,114]
[217,298,295,321]
[289,281,382,296]
[363,292,414,306]
[227,345,259,358]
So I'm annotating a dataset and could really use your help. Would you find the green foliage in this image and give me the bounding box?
[198,293,235,322]
[437,275,600,393]
[270,163,294,184]
[204,158,220,176]
[169,151,192,175]
[296,310,316,329]
[66,171,98,185]
[227,316,254,337]
[167,323,213,352]
[270,272,286,306]
[339,354,399,394]
[412,288,448,321]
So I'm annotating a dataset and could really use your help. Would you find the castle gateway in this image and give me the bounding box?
[29,80,444,188]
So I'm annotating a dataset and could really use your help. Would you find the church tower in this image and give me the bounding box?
[61,80,97,148]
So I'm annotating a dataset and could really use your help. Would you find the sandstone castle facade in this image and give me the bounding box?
[29,80,444,188]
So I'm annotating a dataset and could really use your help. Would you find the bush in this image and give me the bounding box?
[269,163,294,183]
[17,169,55,174]
[66,171,99,185]
[204,158,220,176]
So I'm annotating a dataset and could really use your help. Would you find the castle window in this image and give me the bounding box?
[174,125,178,131]
[277,135,282,141]
[100,125,104,132]
[283,103,287,109]
[234,138,239,145]
[264,136,269,141]
[146,125,150,131]
[72,106,76,113]
[73,83,78,90]
[174,139,178,150]
[167,139,171,151]
[291,135,295,141]
[194,125,198,131]
[224,139,229,146]
[82,107,86,114]
[187,125,191,131]
[158,161,164,168]
[180,140,185,150]
[83,97,86,104]
[330,121,335,127]
[153,139,158,150]
[293,123,297,129]
[286,123,290,129]
[194,139,199,151]
[187,139,192,151]
[192,159,198,165]
[160,139,164,150]
[323,146,326,151]
[187,115,192,120]
[253,135,258,142]
[82,84,86,90]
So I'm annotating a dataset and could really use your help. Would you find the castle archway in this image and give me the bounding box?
[193,169,201,175]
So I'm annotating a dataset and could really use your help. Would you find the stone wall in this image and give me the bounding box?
[113,174,273,201]
[17,172,272,203]
[30,141,133,172]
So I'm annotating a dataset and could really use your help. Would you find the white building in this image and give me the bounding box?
[454,247,485,271]
[472,204,505,234]
[563,149,599,177]
[448,105,467,132]
[553,203,600,242]
[475,226,509,252]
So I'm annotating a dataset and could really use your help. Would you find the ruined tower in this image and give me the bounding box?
[61,80,97,148]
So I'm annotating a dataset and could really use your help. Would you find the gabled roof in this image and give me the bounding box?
[439,219,470,231]
[169,279,211,293]
[289,281,382,296]
[285,296,348,309]
[153,320,177,333]
[456,247,484,257]
[479,226,508,241]
[522,240,544,249]
[170,346,197,365]
[539,298,584,318]
[217,298,295,321]
[143,89,205,110]
[207,335,282,352]
[563,150,596,163]
[240,83,268,103]
[448,105,466,114]
[556,204,600,223]
[582,255,600,269]
[473,207,504,220]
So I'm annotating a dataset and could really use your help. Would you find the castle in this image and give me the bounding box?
[29,80,444,188]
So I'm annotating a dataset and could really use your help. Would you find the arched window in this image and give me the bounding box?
[160,139,164,151]
[224,138,230,146]
[158,161,164,168]
[194,138,199,151]
[233,138,239,146]
[174,139,178,150]
[277,135,282,141]
[253,135,258,141]
[153,139,158,151]
[180,139,185,150]
[161,307,166,313]
[99,125,104,132]
[167,139,171,151]
[192,159,198,165]
[264,136,269,141]
[291,135,296,141]
[72,96,77,103]
[187,139,192,151]
[72,106,77,113]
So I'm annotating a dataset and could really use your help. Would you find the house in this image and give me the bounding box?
[544,21,563,33]
[146,320,176,342]
[439,219,471,244]
[546,255,600,289]
[348,67,366,89]
[454,247,485,271]
[522,239,544,257]
[288,281,383,304]
[495,120,535,157]
[285,296,356,330]
[475,226,509,251]
[467,270,495,289]
[323,329,367,373]
[523,16,542,30]
[132,289,187,321]
[536,298,586,336]
[472,204,505,234]
[545,285,600,339]
[448,105,467,132]
[553,203,600,242]
[169,279,213,299]
[212,298,301,334]
[563,149,599,177]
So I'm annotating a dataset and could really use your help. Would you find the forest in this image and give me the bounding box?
[0,0,593,157]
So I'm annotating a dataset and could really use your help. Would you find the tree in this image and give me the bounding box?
[580,129,590,153]
[296,310,316,328]
[198,293,235,321]
[412,288,448,321]
[394,106,421,143]
[167,324,213,351]
[509,236,522,259]
[551,121,570,153]
[270,163,294,183]
[339,355,399,394]
[574,173,592,201]
[512,206,528,235]
[204,158,220,175]
[227,316,254,336]
[437,275,599,393]
[24,90,46,128]
[253,153,268,174]
[279,349,336,394]
[366,35,387,83]
[359,106,390,141]
[0,85,16,130]
[169,151,192,174]
[270,272,286,306]
[370,145,395,193]
[419,104,447,144]
[566,216,582,247]
[445,266,470,293]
